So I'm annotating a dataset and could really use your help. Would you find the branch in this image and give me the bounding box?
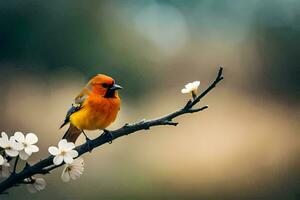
[0,66,224,193]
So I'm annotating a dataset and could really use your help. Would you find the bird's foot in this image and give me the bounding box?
[82,131,93,152]
[100,129,113,144]
[85,137,94,152]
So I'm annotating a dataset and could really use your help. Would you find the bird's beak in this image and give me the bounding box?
[110,83,123,91]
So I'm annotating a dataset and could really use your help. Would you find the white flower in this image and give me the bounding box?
[48,139,78,165]
[26,177,46,193]
[61,157,84,182]
[181,81,200,95]
[13,132,39,160]
[0,132,22,157]
[0,158,10,178]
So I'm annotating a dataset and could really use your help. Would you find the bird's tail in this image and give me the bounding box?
[62,124,82,143]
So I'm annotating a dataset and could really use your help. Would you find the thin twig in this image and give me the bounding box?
[12,156,19,174]
[0,67,224,194]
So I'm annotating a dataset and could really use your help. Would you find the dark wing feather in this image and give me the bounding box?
[59,104,82,129]
[60,88,89,129]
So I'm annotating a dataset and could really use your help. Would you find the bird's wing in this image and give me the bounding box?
[59,88,90,129]
[59,104,82,129]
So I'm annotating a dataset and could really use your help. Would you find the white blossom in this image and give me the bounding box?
[0,132,22,157]
[0,158,10,178]
[13,132,39,160]
[48,139,78,165]
[26,177,46,193]
[181,81,200,95]
[61,157,84,182]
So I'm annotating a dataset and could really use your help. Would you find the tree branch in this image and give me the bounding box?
[0,66,224,194]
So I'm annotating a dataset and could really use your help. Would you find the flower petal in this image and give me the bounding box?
[1,132,8,141]
[193,81,200,88]
[64,154,74,164]
[35,178,46,191]
[14,132,25,143]
[24,147,31,156]
[27,184,37,193]
[25,145,39,154]
[25,133,38,144]
[64,142,75,151]
[48,146,59,155]
[186,83,194,89]
[74,157,84,165]
[19,150,30,160]
[58,139,68,150]
[26,177,46,193]
[181,88,189,94]
[53,155,64,165]
[0,138,7,148]
[68,150,78,158]
[24,147,32,156]
[61,167,70,182]
[70,170,79,180]
[10,138,23,150]
[5,149,19,157]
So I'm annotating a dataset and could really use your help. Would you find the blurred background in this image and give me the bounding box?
[0,0,300,199]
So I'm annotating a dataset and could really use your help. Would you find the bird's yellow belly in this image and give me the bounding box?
[70,104,118,131]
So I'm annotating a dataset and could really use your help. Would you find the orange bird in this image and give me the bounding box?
[60,74,122,143]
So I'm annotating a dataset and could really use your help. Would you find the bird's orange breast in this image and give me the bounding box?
[70,94,120,131]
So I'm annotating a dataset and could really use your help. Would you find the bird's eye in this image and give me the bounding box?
[102,83,109,88]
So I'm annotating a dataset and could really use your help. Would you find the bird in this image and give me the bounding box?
[60,74,122,144]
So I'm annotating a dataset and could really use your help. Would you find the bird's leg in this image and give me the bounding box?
[82,131,93,152]
[100,129,114,144]
[82,130,89,140]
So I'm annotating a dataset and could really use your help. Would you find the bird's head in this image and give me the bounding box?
[88,74,122,98]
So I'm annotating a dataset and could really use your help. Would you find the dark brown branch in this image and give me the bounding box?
[0,66,224,194]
